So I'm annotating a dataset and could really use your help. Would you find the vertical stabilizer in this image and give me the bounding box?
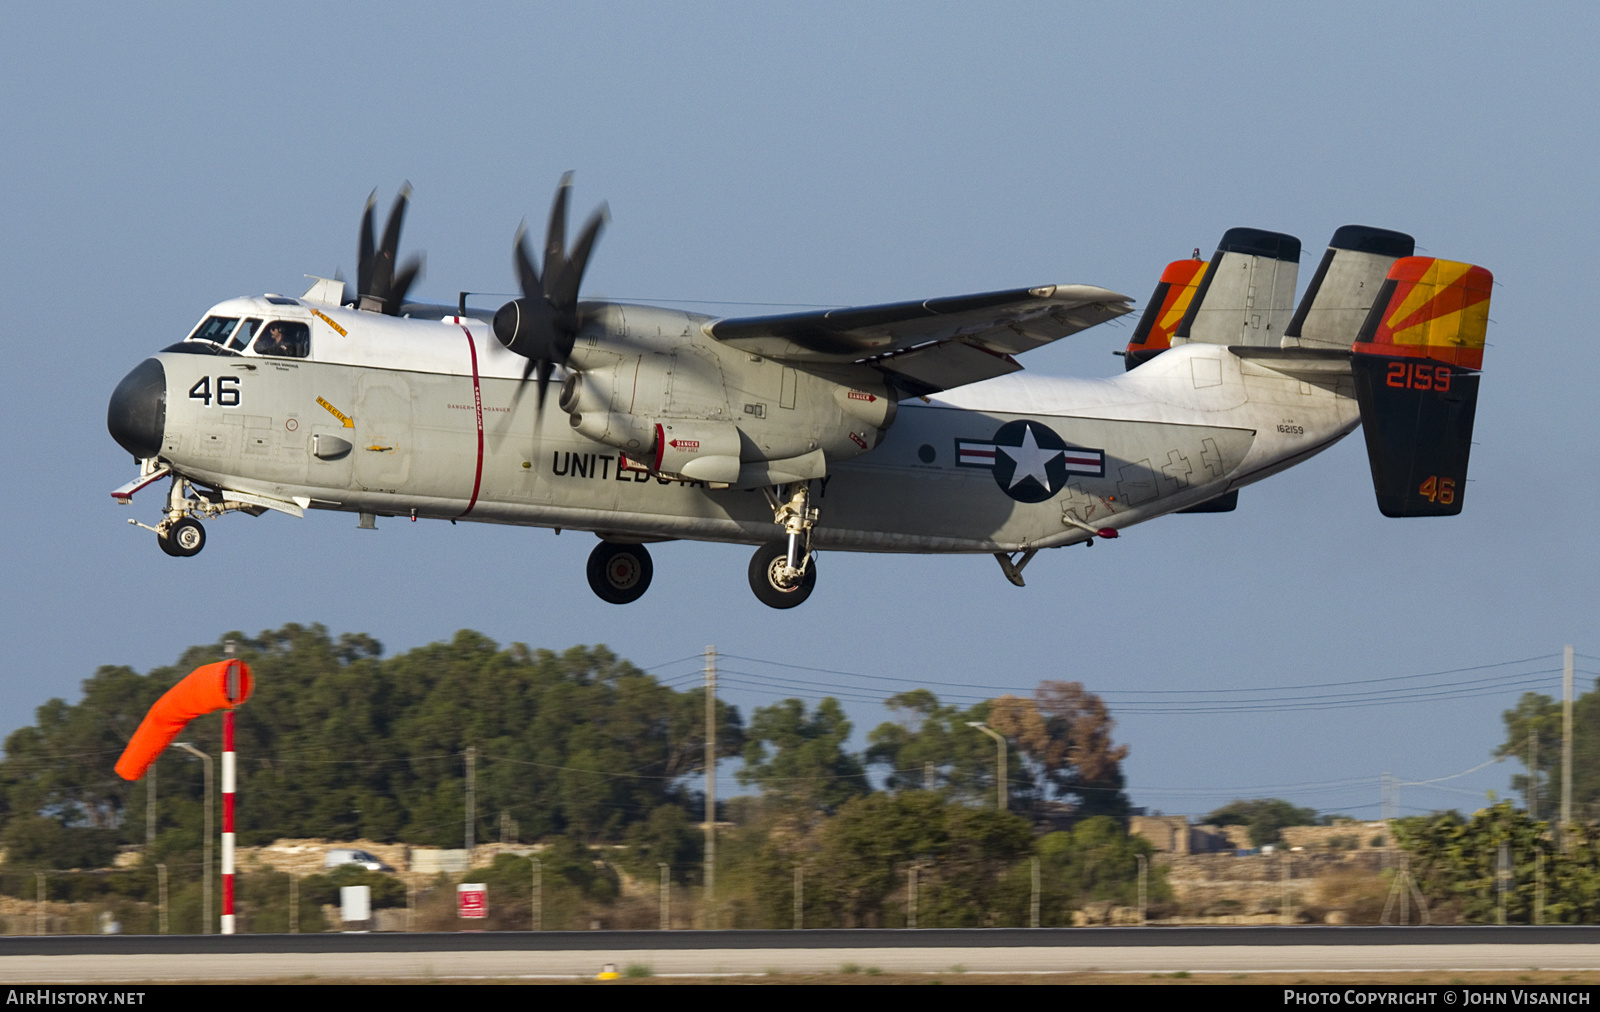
[1283,225,1415,351]
[1123,256,1207,371]
[1350,256,1493,517]
[1173,228,1300,348]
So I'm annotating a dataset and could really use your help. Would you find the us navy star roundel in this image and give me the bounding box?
[955,420,1105,503]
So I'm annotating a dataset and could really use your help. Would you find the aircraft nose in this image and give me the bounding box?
[107,358,166,460]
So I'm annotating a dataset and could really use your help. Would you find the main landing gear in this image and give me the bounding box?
[581,481,823,609]
[749,482,819,609]
[586,541,654,605]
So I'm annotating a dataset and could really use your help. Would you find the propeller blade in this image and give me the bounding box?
[544,172,573,301]
[550,204,608,310]
[513,222,541,299]
[509,355,539,411]
[370,183,411,303]
[357,191,376,302]
[536,358,555,410]
[386,255,424,316]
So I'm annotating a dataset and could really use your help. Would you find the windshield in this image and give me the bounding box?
[227,318,261,351]
[187,316,239,345]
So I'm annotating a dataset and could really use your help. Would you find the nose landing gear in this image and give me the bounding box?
[125,472,256,558]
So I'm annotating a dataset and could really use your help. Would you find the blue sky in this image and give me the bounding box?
[3,2,1596,819]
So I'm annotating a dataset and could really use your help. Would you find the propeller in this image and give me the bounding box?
[493,173,608,409]
[355,184,425,315]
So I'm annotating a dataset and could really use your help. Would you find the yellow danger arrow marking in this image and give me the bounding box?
[316,396,355,428]
[310,308,347,336]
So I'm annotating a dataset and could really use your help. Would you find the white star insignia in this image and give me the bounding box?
[999,425,1061,491]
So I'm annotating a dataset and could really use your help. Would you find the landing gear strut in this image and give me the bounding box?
[750,482,819,609]
[586,541,654,604]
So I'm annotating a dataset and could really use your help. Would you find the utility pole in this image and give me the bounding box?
[1281,855,1293,925]
[1030,856,1041,928]
[1497,841,1511,925]
[967,722,1007,810]
[1563,645,1574,851]
[704,646,717,929]
[464,746,477,856]
[1529,729,1539,819]
[1137,854,1148,926]
[660,863,671,931]
[146,764,156,849]
[531,857,542,931]
[907,863,918,928]
[172,742,212,933]
[793,865,804,930]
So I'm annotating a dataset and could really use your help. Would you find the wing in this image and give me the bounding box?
[707,284,1134,395]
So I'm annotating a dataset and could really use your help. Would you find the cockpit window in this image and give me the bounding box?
[228,318,262,351]
[251,320,310,358]
[188,316,239,345]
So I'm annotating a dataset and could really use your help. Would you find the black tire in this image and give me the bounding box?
[747,539,816,609]
[159,517,206,558]
[586,541,654,604]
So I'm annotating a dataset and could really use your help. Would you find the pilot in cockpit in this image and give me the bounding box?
[255,323,290,356]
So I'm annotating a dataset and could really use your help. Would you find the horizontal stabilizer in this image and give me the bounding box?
[1173,228,1301,349]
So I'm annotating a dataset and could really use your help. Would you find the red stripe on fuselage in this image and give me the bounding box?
[457,326,485,518]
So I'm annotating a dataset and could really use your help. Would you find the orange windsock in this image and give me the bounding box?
[114,660,253,781]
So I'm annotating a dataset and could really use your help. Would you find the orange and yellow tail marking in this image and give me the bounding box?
[1128,258,1207,354]
[1354,256,1493,369]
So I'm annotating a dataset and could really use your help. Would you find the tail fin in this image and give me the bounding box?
[1350,256,1494,517]
[1283,225,1415,350]
[1172,227,1300,349]
[1123,256,1207,370]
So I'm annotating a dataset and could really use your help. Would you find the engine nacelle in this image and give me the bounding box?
[562,364,659,455]
[561,343,901,486]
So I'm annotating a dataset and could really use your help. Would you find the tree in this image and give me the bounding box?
[864,690,1000,802]
[987,681,1131,817]
[737,697,867,812]
[1034,815,1169,917]
[801,791,1034,928]
[1203,798,1323,847]
[0,625,745,868]
[1500,692,1567,818]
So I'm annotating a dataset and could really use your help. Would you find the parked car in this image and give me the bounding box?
[324,848,393,872]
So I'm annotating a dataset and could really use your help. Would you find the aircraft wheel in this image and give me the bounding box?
[587,541,653,604]
[748,539,816,609]
[159,517,206,558]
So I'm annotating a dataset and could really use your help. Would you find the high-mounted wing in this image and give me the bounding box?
[707,284,1134,395]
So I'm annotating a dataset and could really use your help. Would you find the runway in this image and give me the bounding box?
[1,928,1599,981]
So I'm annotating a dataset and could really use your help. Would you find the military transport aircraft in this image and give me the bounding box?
[106,178,1493,608]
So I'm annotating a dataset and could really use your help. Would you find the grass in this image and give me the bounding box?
[623,963,653,978]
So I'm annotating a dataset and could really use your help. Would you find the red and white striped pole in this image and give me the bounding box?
[221,649,241,935]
